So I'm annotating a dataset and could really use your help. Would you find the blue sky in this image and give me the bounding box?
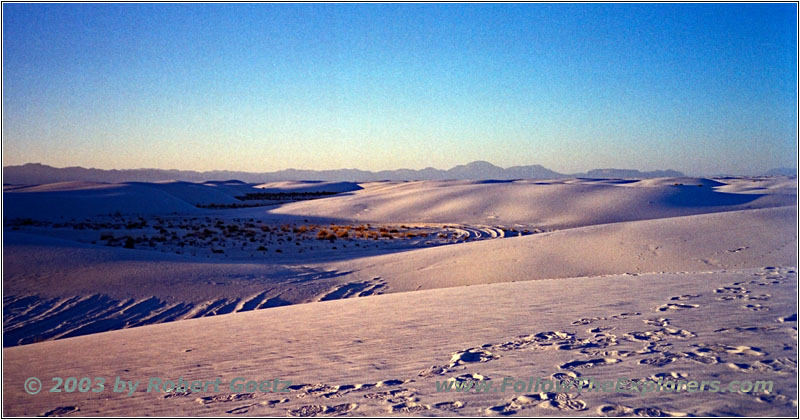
[2,3,797,175]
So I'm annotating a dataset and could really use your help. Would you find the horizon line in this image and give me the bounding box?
[3,161,796,178]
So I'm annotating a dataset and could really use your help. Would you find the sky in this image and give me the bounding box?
[2,3,797,175]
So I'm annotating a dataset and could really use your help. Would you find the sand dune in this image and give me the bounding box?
[321,206,796,292]
[2,180,364,220]
[3,205,795,345]
[4,182,203,219]
[268,178,794,229]
[2,176,796,416]
[254,181,363,194]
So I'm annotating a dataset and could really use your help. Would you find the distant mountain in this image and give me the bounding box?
[2,162,685,185]
[764,168,797,177]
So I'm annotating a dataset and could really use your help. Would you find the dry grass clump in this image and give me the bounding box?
[317,229,336,241]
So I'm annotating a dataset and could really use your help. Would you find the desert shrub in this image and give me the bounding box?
[123,237,135,249]
[126,220,146,229]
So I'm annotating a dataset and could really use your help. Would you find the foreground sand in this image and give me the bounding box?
[2,177,797,416]
[3,268,797,416]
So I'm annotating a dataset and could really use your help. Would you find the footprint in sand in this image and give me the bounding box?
[756,393,798,407]
[287,403,357,417]
[715,325,779,334]
[680,351,720,365]
[588,326,616,333]
[291,383,346,399]
[597,404,634,416]
[226,404,256,414]
[643,317,670,326]
[558,333,618,351]
[693,344,765,357]
[742,303,770,311]
[488,331,576,352]
[534,331,575,340]
[433,401,465,411]
[449,348,498,366]
[363,388,417,404]
[661,327,696,338]
[728,358,797,374]
[624,328,695,342]
[42,406,80,417]
[583,349,633,358]
[670,294,700,301]
[716,294,747,301]
[638,353,680,367]
[727,247,748,253]
[572,316,606,326]
[713,286,750,300]
[387,401,431,413]
[263,398,290,408]
[418,365,450,377]
[597,404,688,417]
[323,403,358,415]
[648,371,689,381]
[559,357,621,370]
[163,390,192,399]
[196,393,255,405]
[715,286,749,294]
[634,340,673,354]
[486,392,586,415]
[290,380,405,399]
[552,371,581,381]
[656,303,699,312]
[374,379,405,387]
[607,312,642,320]
[447,373,490,383]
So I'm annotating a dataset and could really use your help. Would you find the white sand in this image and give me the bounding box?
[2,176,796,416]
[3,269,796,416]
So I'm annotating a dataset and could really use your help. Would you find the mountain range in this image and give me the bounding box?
[0,162,694,184]
[1,162,694,184]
